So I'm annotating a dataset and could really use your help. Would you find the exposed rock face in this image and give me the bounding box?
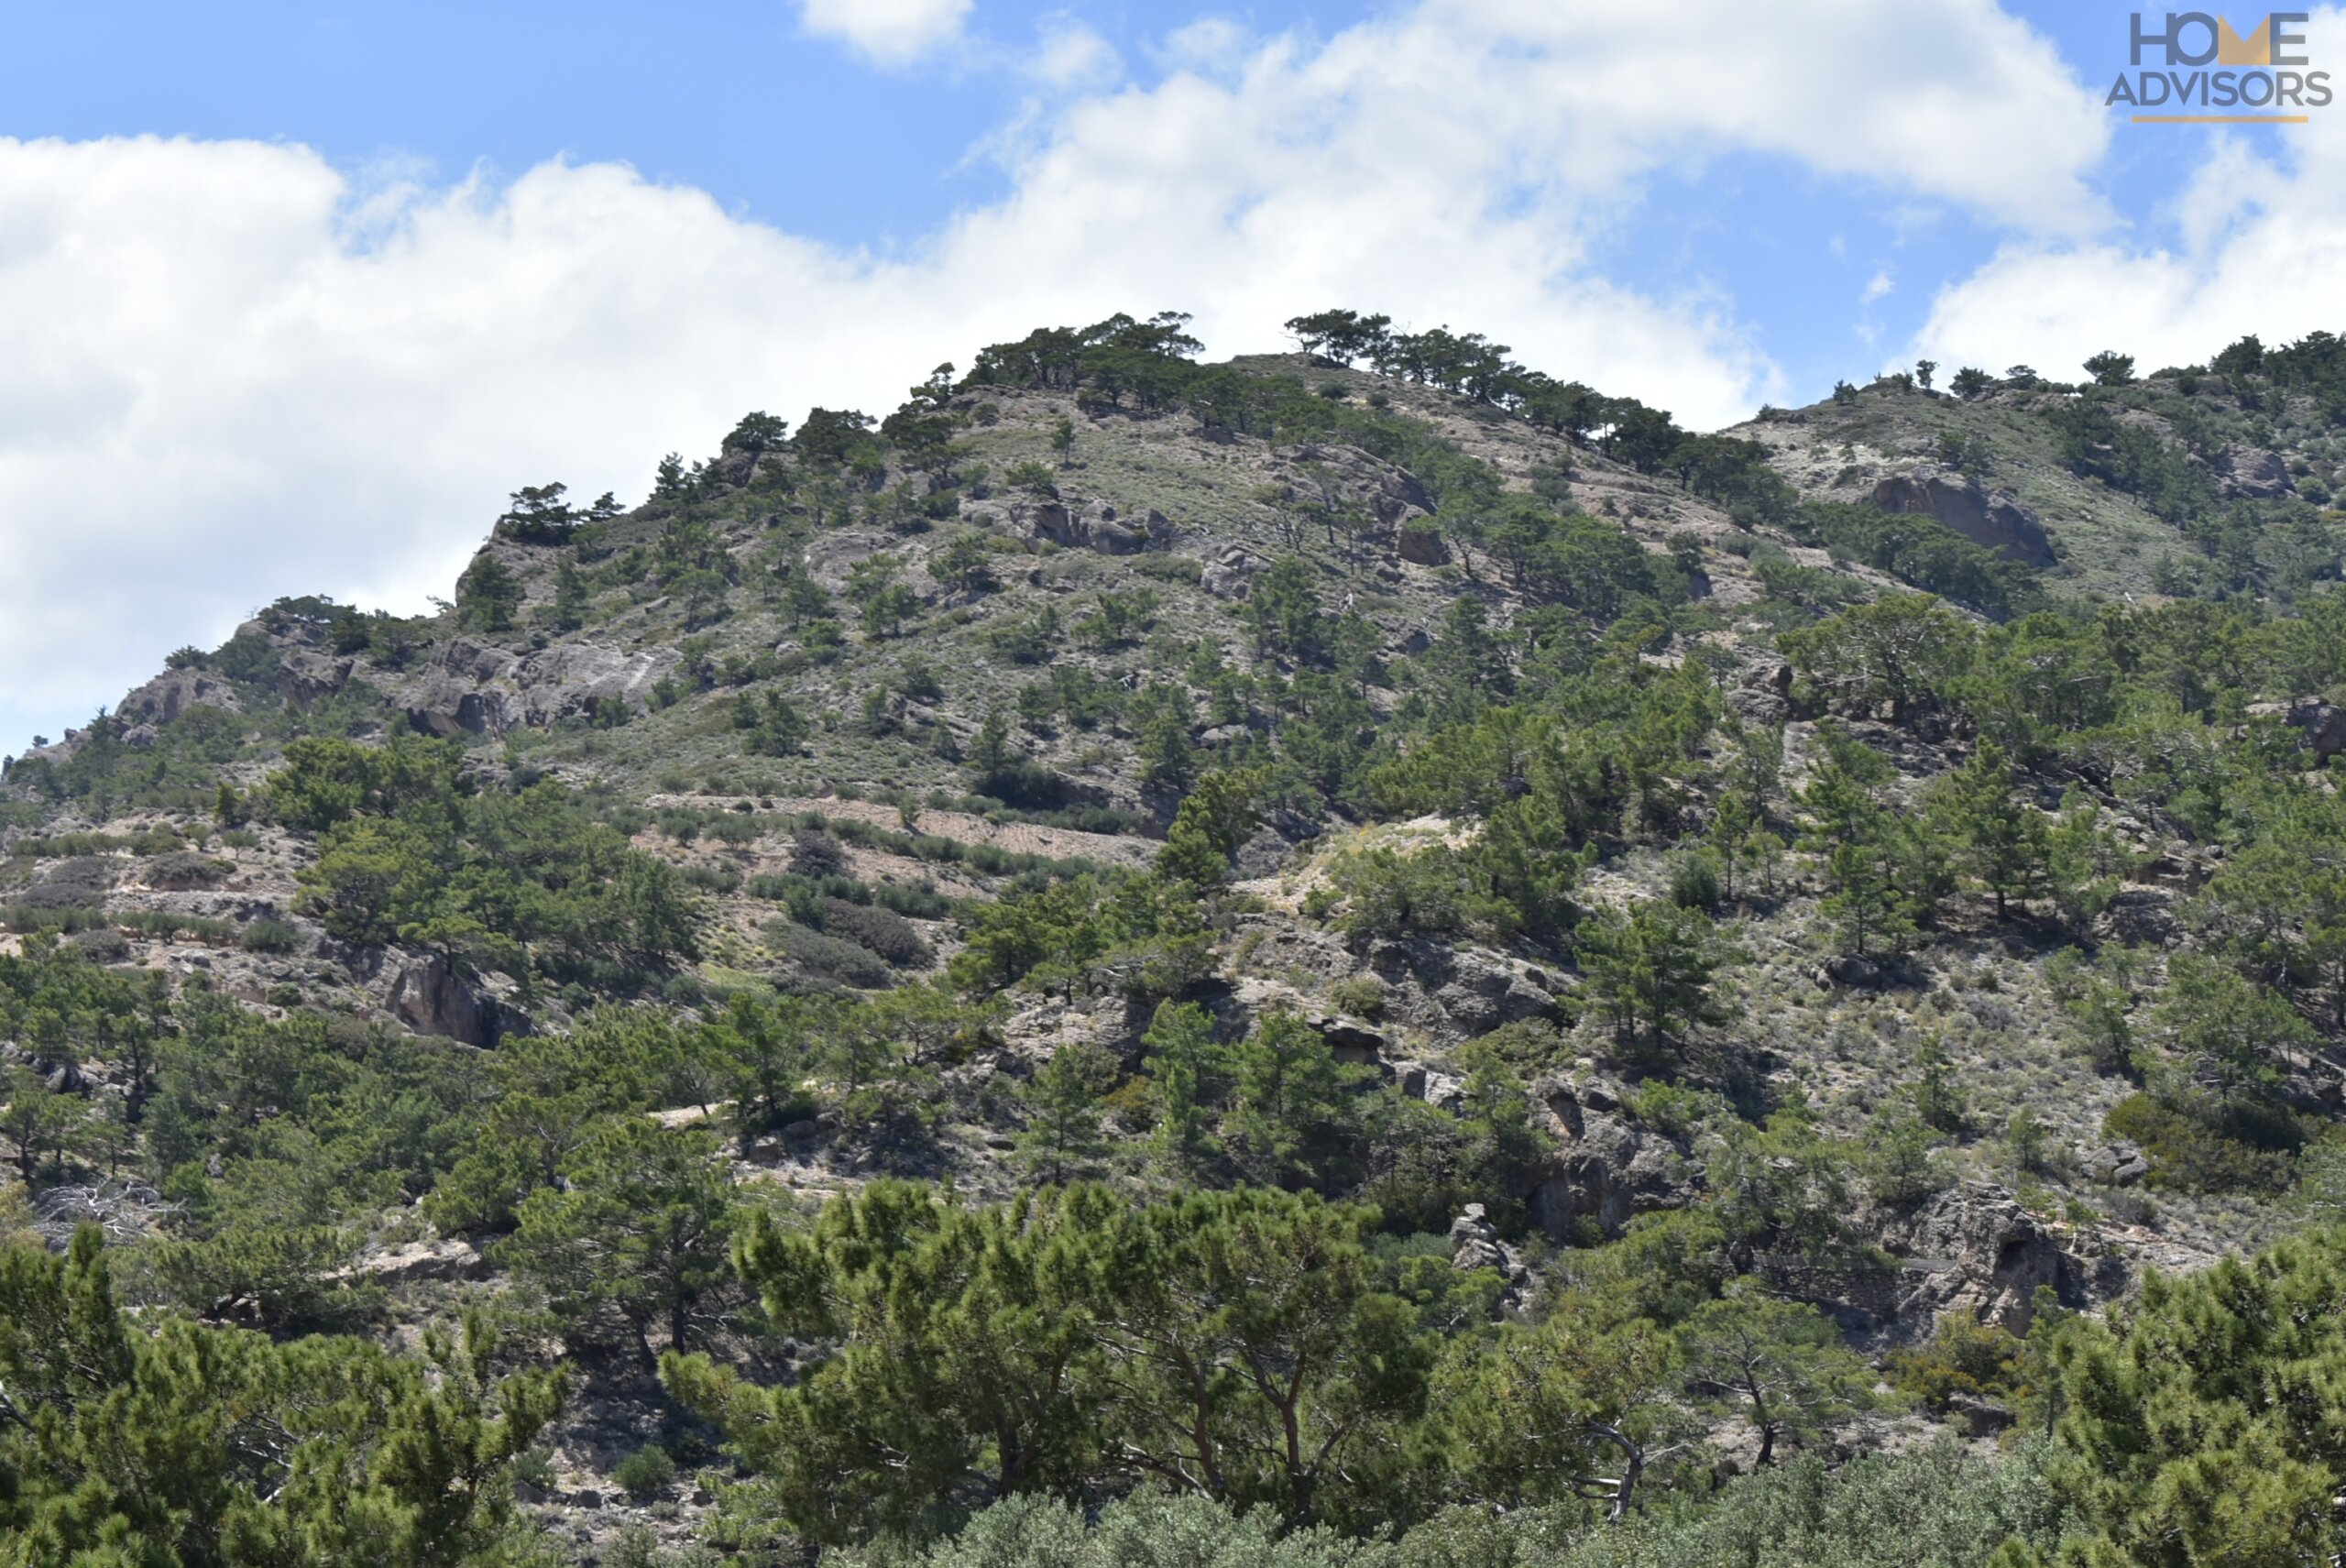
[1447,1203,1531,1303]
[384,953,510,1048]
[1873,1183,2077,1334]
[1393,526,1449,565]
[2076,1141,2150,1187]
[1270,443,1436,528]
[510,643,677,727]
[399,639,674,737]
[1869,469,2056,566]
[350,1235,492,1286]
[1727,661,1792,725]
[1025,499,1171,555]
[2097,886,2181,948]
[1523,1077,1694,1239]
[2212,443,2292,499]
[117,667,243,727]
[405,639,520,737]
[278,651,354,709]
[2286,698,2346,760]
[1365,938,1562,1035]
[1314,1015,1387,1066]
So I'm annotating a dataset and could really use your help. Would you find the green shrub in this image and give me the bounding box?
[676,863,742,894]
[1668,850,1723,910]
[68,927,131,962]
[141,851,232,890]
[1327,975,1387,1020]
[240,917,304,955]
[875,881,953,920]
[1883,1312,2022,1410]
[612,1443,677,1500]
[772,923,894,989]
[814,898,934,969]
[2103,1092,2297,1193]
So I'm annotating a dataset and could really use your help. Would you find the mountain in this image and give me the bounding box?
[8,315,2346,1564]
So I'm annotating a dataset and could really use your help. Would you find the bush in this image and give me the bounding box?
[790,829,851,879]
[2103,1091,2297,1193]
[675,863,742,894]
[119,911,239,945]
[18,859,111,909]
[1884,1313,2022,1410]
[772,923,894,989]
[144,851,233,891]
[240,917,304,955]
[69,927,131,962]
[1326,976,1387,1020]
[612,1443,677,1500]
[815,898,934,969]
[702,814,762,848]
[875,881,954,920]
[1669,850,1723,910]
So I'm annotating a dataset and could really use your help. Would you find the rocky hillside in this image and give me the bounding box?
[8,317,2346,1565]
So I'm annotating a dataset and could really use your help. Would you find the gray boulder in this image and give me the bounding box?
[1201,549,1261,599]
[278,651,353,709]
[2212,443,2292,499]
[513,642,676,726]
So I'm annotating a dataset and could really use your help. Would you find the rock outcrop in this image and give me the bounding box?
[1393,525,1449,565]
[2210,442,2292,499]
[383,952,514,1048]
[1523,1077,1694,1239]
[397,639,676,737]
[117,667,244,728]
[1025,499,1173,555]
[1872,1183,2078,1334]
[2284,698,2346,761]
[278,651,354,709]
[1201,549,1262,599]
[1448,1202,1532,1306]
[1869,469,2056,566]
[1365,938,1562,1035]
[1269,443,1436,528]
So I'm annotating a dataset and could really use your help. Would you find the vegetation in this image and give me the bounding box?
[16,316,2346,1563]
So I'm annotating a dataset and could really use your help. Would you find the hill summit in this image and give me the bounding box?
[10,312,2346,1563]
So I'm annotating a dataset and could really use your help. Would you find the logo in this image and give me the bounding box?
[2109,11,2330,120]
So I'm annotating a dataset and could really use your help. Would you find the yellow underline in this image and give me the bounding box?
[2132,113,2309,123]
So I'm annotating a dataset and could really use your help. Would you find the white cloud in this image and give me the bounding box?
[0,0,2114,750]
[1910,5,2346,378]
[1914,124,2346,373]
[797,0,972,67]
[1027,17,1120,89]
[1863,269,1895,303]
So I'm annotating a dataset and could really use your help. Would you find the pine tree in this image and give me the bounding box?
[1576,898,1734,1053]
[1938,739,2048,919]
[552,555,590,630]
[1017,1040,1117,1183]
[1144,1000,1224,1168]
[1675,1281,1874,1465]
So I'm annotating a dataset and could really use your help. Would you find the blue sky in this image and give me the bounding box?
[2,0,2343,751]
[0,2,2283,398]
